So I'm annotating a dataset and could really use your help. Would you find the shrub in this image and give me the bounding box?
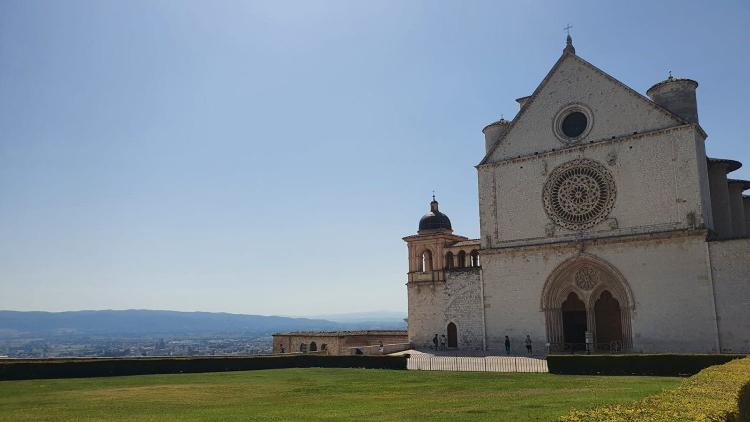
[560,355,750,422]
[0,354,407,380]
[547,353,745,376]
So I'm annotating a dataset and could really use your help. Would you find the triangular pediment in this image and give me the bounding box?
[481,52,685,164]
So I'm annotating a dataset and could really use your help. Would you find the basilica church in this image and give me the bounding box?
[404,36,750,354]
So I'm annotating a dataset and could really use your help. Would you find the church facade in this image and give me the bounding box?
[404,37,750,354]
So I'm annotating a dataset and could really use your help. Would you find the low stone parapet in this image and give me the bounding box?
[348,343,412,356]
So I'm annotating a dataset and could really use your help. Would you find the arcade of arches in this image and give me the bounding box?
[423,249,480,272]
[542,255,633,351]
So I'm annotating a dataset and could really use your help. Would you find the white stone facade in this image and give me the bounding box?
[404,39,750,354]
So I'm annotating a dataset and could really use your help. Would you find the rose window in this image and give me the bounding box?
[574,266,599,291]
[543,159,616,230]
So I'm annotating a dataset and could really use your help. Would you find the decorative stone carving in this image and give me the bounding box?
[542,159,617,230]
[606,151,617,166]
[574,266,598,290]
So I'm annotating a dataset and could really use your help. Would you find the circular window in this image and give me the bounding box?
[561,112,587,138]
[553,104,593,144]
[542,159,616,231]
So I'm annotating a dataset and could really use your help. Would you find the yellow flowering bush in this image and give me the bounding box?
[560,355,750,422]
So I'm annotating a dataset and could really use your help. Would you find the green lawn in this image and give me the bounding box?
[0,368,681,421]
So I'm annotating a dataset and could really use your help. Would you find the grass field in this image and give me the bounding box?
[0,368,681,421]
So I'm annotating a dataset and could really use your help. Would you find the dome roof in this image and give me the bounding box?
[418,197,452,234]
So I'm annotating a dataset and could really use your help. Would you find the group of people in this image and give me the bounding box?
[431,334,448,351]
[505,335,534,356]
[431,333,535,355]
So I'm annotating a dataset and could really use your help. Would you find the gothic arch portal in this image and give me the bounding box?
[541,254,633,351]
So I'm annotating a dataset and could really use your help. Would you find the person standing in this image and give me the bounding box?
[440,334,447,351]
[432,334,439,351]
[525,335,533,355]
[504,336,511,355]
[280,344,285,354]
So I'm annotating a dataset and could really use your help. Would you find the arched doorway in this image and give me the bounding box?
[541,254,633,352]
[309,341,317,352]
[561,292,587,351]
[595,290,623,351]
[447,322,458,348]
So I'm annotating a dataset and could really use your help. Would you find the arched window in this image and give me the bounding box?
[457,251,466,268]
[309,341,317,352]
[470,250,480,267]
[299,343,307,353]
[420,250,433,272]
[445,252,454,269]
[320,343,327,351]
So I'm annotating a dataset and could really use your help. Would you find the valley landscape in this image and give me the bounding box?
[0,310,406,358]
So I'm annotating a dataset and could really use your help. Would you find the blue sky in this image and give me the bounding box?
[1,0,748,315]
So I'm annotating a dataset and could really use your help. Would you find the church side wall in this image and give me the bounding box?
[445,268,484,350]
[481,234,718,353]
[478,168,496,249]
[480,127,708,245]
[709,238,750,353]
[694,132,714,231]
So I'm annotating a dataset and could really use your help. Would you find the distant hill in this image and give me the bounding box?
[0,310,402,339]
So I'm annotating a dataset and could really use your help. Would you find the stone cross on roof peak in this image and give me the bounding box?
[564,24,575,54]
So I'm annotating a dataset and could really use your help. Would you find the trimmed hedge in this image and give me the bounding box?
[0,354,407,380]
[560,355,750,421]
[548,353,746,376]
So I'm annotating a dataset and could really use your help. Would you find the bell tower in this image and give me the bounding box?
[403,196,467,284]
[403,195,483,350]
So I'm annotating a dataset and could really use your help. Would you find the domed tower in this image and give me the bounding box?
[403,196,467,284]
[403,195,483,350]
[418,196,453,234]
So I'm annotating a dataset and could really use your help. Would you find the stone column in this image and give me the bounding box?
[544,309,564,350]
[708,162,733,238]
[727,181,748,238]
